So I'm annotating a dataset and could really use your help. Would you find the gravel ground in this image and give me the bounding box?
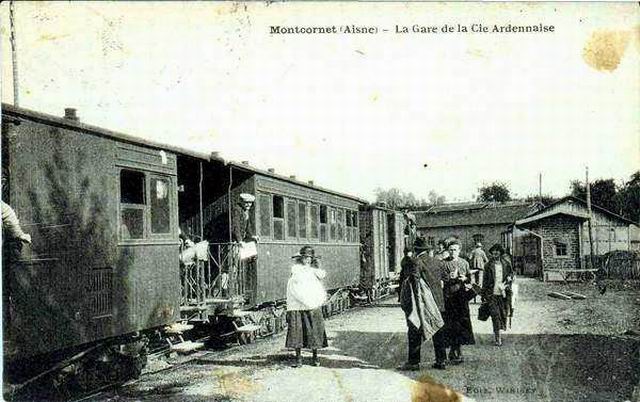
[99,278,640,402]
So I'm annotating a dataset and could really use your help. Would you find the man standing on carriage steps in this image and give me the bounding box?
[230,193,259,304]
[397,237,446,371]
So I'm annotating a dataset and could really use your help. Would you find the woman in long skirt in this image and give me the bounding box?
[285,246,328,367]
[441,238,475,364]
[481,244,514,346]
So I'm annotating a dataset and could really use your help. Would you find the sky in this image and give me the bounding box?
[1,2,638,202]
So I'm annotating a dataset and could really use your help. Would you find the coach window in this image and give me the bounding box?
[320,205,328,242]
[337,209,345,242]
[150,176,171,234]
[299,202,307,239]
[273,195,285,240]
[352,210,359,241]
[287,199,297,239]
[329,207,337,241]
[346,210,356,242]
[120,169,146,239]
[258,193,272,238]
[310,204,319,239]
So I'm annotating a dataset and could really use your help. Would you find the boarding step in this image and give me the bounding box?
[170,340,204,354]
[164,322,194,335]
[234,324,261,333]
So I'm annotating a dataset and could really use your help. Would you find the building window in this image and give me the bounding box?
[329,208,337,241]
[299,203,307,239]
[310,204,319,239]
[287,200,297,238]
[150,177,171,234]
[120,170,146,239]
[555,242,568,257]
[273,195,284,240]
[258,193,271,237]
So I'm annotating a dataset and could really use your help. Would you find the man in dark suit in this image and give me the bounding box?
[232,193,256,243]
[398,237,446,371]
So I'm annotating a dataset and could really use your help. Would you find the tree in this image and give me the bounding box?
[570,178,619,213]
[428,190,447,206]
[617,171,640,223]
[477,182,512,202]
[374,187,428,209]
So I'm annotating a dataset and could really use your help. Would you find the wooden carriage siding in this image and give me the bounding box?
[411,201,543,257]
[515,196,640,279]
[2,104,185,360]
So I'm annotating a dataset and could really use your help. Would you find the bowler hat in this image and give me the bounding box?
[414,237,430,252]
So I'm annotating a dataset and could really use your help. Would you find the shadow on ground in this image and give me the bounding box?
[329,330,639,402]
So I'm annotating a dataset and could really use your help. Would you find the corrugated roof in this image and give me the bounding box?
[413,202,541,228]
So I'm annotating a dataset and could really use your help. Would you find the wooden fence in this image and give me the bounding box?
[582,252,640,280]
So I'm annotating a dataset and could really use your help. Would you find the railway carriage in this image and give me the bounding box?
[1,105,208,389]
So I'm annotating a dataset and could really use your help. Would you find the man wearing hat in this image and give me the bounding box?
[233,193,257,243]
[403,212,417,256]
[229,193,258,303]
[398,237,446,371]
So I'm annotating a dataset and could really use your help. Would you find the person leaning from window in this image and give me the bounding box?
[441,237,476,365]
[397,237,445,371]
[481,244,514,346]
[285,246,328,367]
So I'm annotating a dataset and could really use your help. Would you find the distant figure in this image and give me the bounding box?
[434,240,450,261]
[441,237,475,365]
[468,242,488,303]
[403,212,417,256]
[481,244,514,346]
[285,246,328,367]
[397,237,445,371]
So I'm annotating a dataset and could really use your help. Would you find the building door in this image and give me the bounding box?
[521,234,542,277]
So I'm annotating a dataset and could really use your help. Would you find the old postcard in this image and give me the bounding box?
[1,2,639,402]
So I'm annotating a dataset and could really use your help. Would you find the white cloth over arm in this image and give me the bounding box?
[286,264,327,311]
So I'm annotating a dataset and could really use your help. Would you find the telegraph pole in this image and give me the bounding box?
[586,167,596,270]
[539,172,542,203]
[9,0,20,106]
